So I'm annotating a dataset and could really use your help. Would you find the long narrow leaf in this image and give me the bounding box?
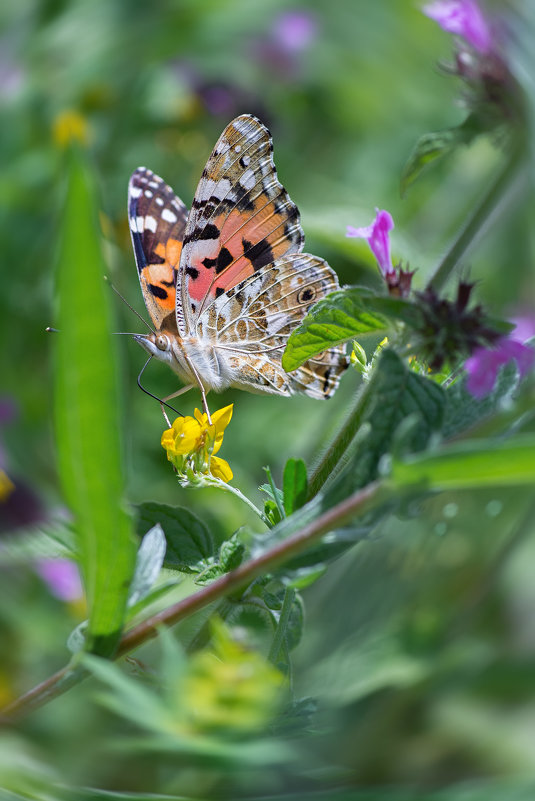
[54,147,136,656]
[391,435,535,490]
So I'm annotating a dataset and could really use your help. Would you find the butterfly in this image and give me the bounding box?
[128,114,347,419]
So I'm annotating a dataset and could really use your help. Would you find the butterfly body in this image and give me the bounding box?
[129,115,347,405]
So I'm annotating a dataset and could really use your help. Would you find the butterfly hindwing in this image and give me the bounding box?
[197,253,348,398]
[128,167,188,329]
[178,115,304,333]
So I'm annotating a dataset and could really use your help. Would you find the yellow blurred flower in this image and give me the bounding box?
[178,619,285,734]
[161,404,233,485]
[0,470,15,503]
[52,109,90,148]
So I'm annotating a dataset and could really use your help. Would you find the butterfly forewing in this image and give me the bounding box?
[128,167,188,330]
[178,115,304,332]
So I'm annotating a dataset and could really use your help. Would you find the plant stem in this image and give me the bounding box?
[426,142,526,294]
[1,479,383,722]
[307,373,377,499]
[268,587,296,665]
[219,482,264,520]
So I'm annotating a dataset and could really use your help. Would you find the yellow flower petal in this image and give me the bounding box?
[210,456,233,483]
[211,404,233,432]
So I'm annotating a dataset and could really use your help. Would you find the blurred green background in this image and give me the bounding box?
[1,0,535,798]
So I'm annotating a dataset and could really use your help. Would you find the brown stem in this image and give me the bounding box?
[1,480,383,722]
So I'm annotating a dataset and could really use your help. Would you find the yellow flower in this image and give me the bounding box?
[52,110,89,148]
[161,404,233,484]
[178,619,285,734]
[0,470,15,503]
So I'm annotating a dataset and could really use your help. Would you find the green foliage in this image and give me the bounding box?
[54,147,136,656]
[282,288,389,372]
[3,2,535,799]
[282,458,308,515]
[400,114,485,195]
[136,502,217,573]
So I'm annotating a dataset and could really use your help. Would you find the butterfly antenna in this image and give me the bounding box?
[104,275,155,334]
[137,356,183,418]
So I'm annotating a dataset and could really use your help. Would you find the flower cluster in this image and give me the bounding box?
[422,0,518,125]
[347,208,534,397]
[161,405,233,486]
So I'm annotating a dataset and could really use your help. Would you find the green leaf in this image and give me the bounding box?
[219,531,245,572]
[322,349,445,501]
[195,531,246,584]
[442,361,519,439]
[400,114,483,195]
[282,289,389,371]
[127,524,167,607]
[283,458,308,515]
[136,502,215,574]
[391,434,535,490]
[54,147,136,656]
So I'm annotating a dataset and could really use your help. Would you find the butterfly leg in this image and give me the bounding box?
[160,384,194,427]
[181,353,212,425]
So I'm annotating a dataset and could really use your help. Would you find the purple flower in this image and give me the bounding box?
[347,209,395,278]
[272,11,317,53]
[465,337,535,398]
[36,558,83,602]
[422,0,493,55]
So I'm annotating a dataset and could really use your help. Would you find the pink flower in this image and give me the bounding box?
[273,11,317,53]
[36,558,83,602]
[347,209,395,278]
[465,337,535,398]
[422,0,493,55]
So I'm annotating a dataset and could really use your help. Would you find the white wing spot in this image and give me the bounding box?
[144,190,153,198]
[162,207,178,224]
[130,186,142,198]
[136,216,144,230]
[239,169,256,190]
[148,181,159,189]
[241,155,250,167]
[156,197,164,206]
[234,144,241,153]
[144,216,157,232]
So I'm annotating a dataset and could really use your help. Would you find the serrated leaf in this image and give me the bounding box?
[327,349,445,500]
[401,114,483,195]
[442,361,519,439]
[283,458,308,515]
[54,147,136,656]
[219,532,245,572]
[135,503,215,574]
[127,524,167,607]
[391,434,535,490]
[282,289,389,371]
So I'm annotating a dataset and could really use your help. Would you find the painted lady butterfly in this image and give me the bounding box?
[128,114,347,416]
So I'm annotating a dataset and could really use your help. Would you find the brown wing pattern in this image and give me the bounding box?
[178,115,304,332]
[128,167,188,329]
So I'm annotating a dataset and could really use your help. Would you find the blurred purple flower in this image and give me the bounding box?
[347,209,395,278]
[509,313,535,343]
[422,0,493,54]
[36,558,83,602]
[273,11,318,53]
[465,337,535,398]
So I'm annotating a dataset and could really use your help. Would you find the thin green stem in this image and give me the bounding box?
[219,482,264,520]
[308,374,376,499]
[268,587,296,665]
[1,479,383,722]
[426,142,526,294]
